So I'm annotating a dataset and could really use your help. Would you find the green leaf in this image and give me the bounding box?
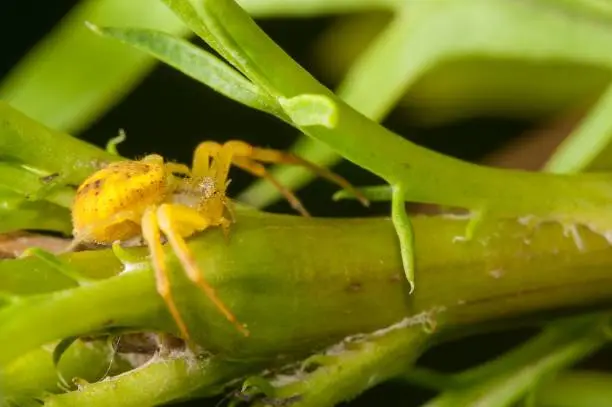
[52,337,79,372]
[0,162,74,209]
[545,82,612,173]
[0,0,400,137]
[423,316,611,407]
[0,0,190,134]
[238,0,401,16]
[0,101,119,185]
[2,339,131,402]
[333,185,392,202]
[0,189,72,235]
[87,24,287,119]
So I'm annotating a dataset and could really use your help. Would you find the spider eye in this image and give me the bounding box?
[172,172,189,179]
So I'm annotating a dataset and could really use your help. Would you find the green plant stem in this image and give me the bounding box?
[239,0,400,16]
[532,370,612,407]
[254,318,431,407]
[3,212,612,367]
[0,269,165,367]
[422,316,611,407]
[545,82,612,173]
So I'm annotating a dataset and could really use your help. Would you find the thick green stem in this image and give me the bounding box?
[3,212,612,367]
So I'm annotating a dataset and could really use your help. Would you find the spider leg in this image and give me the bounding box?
[156,203,249,337]
[141,207,191,340]
[223,140,369,207]
[232,157,310,217]
[69,210,140,252]
[207,141,309,216]
[192,141,223,181]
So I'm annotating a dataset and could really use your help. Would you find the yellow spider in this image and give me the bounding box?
[71,140,368,340]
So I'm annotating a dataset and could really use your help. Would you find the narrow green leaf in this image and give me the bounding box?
[423,316,611,407]
[333,185,391,202]
[0,0,189,134]
[87,24,286,119]
[545,82,612,173]
[238,0,401,16]
[2,339,132,402]
[0,102,119,185]
[52,337,79,372]
[0,189,72,235]
[0,162,74,209]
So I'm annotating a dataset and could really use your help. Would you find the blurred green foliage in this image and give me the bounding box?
[2,0,612,406]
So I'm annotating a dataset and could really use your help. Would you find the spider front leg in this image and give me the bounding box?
[192,141,226,187]
[156,203,249,337]
[231,156,311,216]
[141,207,190,340]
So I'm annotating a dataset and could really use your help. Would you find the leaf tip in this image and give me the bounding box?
[332,190,350,201]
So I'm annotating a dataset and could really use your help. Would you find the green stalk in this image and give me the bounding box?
[533,370,612,407]
[4,212,612,367]
[253,316,432,407]
[238,0,401,16]
[5,210,612,404]
[545,82,612,173]
[419,316,611,407]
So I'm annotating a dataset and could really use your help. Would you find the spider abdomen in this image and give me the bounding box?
[72,160,168,243]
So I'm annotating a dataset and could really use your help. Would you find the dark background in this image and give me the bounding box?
[3,1,603,406]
